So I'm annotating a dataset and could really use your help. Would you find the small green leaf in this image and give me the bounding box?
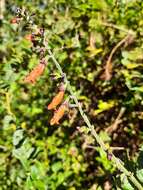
[53,17,74,34]
[26,176,34,190]
[30,162,45,180]
[13,129,25,146]
[94,100,115,115]
[33,180,46,190]
[120,174,134,190]
[51,162,62,173]
[136,169,143,183]
[3,115,14,129]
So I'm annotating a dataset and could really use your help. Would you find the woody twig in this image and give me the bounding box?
[106,107,126,134]
[102,33,133,80]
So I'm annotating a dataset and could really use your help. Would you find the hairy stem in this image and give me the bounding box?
[47,48,143,190]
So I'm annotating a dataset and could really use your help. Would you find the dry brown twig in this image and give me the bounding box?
[85,145,125,151]
[100,22,135,81]
[101,34,133,80]
[106,107,126,134]
[89,32,96,49]
[102,22,134,34]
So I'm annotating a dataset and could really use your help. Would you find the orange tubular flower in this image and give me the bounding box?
[24,63,45,84]
[10,17,21,24]
[50,103,68,125]
[25,34,33,42]
[48,90,64,110]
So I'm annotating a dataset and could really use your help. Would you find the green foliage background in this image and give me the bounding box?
[0,0,143,189]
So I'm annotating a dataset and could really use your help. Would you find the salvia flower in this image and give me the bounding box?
[10,17,21,24]
[48,84,65,110]
[50,101,68,125]
[25,34,34,42]
[24,62,45,84]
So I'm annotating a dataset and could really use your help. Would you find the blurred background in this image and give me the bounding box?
[0,0,143,189]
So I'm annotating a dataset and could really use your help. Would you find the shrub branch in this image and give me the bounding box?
[47,48,143,190]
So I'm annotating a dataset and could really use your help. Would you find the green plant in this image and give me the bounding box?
[1,1,143,189]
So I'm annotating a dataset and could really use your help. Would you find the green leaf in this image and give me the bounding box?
[26,176,34,190]
[136,169,143,183]
[3,115,14,129]
[52,17,75,34]
[51,162,62,173]
[30,162,45,180]
[13,129,25,146]
[94,100,116,115]
[13,138,34,170]
[99,131,111,143]
[33,180,46,190]
[120,174,134,190]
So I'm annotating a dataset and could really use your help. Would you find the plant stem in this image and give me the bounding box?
[0,0,5,20]
[47,49,143,190]
[103,33,132,80]
[101,22,135,35]
[106,107,125,133]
